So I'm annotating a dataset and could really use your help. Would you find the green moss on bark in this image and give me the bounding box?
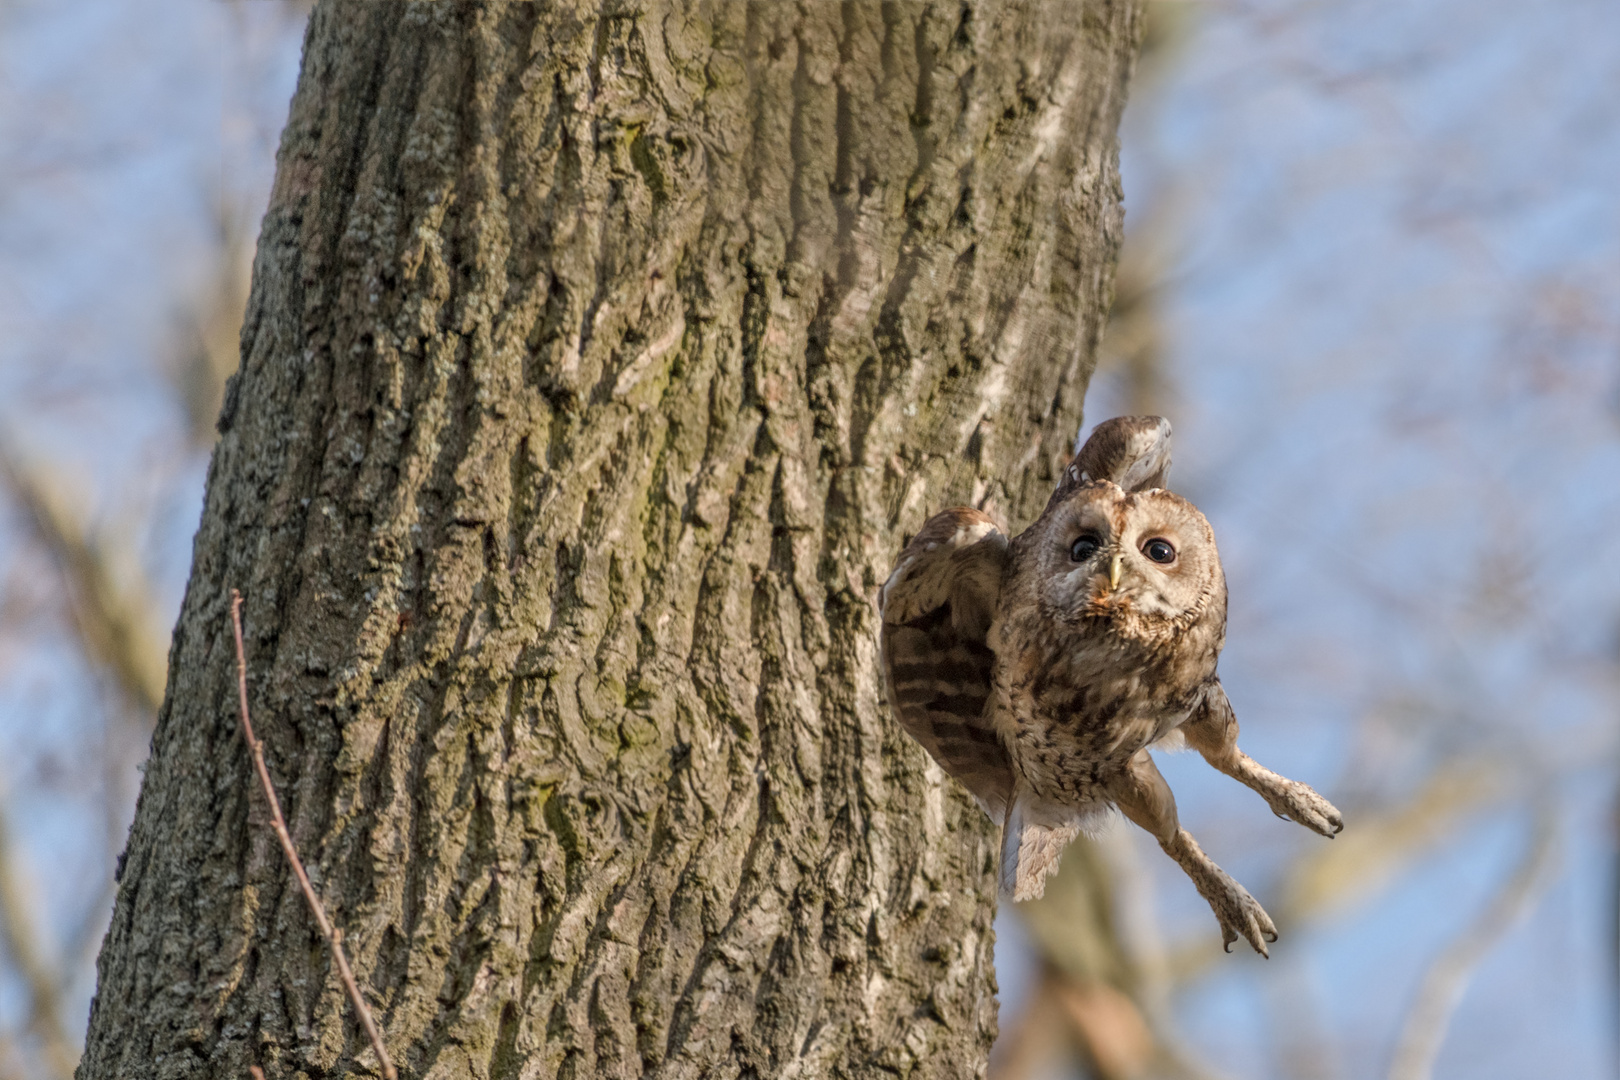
[80,3,1143,1078]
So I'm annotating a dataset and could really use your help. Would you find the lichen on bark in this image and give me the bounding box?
[79,3,1143,1078]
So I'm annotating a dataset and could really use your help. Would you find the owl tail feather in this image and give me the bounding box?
[1000,791,1087,902]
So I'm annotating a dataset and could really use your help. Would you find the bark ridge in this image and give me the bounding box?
[80,3,1143,1078]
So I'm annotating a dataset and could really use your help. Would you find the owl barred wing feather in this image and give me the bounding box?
[879,508,1014,820]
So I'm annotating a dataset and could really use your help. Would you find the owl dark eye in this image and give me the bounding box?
[1069,533,1102,562]
[1143,538,1176,564]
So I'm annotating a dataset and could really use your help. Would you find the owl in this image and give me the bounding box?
[879,416,1341,955]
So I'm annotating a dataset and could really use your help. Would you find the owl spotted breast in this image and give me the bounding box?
[879,416,1342,956]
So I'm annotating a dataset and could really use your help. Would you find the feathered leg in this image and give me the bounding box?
[1183,681,1343,838]
[1107,749,1278,956]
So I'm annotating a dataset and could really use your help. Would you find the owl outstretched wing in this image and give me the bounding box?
[879,507,1013,819]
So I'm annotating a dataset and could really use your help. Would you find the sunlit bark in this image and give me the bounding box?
[80,4,1142,1077]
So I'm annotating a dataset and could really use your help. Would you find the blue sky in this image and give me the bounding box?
[1,2,1617,1077]
[1011,2,1620,1077]
[0,1,302,1064]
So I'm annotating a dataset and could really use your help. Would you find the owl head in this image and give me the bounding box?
[1012,481,1227,648]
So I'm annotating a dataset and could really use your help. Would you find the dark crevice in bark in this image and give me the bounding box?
[906,9,937,219]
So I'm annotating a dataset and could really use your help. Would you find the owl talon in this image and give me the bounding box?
[1264,781,1342,839]
[1182,852,1276,958]
[1218,879,1275,958]
[1237,902,1276,959]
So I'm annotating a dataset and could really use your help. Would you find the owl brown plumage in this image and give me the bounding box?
[879,416,1342,956]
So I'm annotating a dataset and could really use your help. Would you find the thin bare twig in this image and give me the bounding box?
[230,591,397,1080]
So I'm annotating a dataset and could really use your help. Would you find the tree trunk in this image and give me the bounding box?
[80,3,1142,1078]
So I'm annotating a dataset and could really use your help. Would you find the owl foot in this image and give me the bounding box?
[1182,682,1345,842]
[1162,827,1278,957]
[1194,867,1278,957]
[1258,779,1343,838]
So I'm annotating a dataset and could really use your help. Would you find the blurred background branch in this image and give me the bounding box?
[0,445,167,719]
[1387,800,1559,1080]
[0,797,75,1080]
[169,191,252,449]
[0,0,1614,1077]
[0,4,307,1074]
[992,0,1617,1077]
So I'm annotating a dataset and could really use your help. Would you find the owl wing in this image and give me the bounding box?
[1066,415,1173,492]
[879,507,1014,820]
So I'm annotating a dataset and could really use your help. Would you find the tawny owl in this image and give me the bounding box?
[879,416,1341,956]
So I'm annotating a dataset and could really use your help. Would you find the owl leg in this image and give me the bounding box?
[1183,682,1343,838]
[1107,750,1278,957]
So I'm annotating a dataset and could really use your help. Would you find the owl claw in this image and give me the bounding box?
[1196,867,1277,958]
[1263,780,1343,839]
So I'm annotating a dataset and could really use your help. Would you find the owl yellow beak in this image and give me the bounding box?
[1108,553,1123,590]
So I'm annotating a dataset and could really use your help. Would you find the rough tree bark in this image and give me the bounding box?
[80,3,1142,1078]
